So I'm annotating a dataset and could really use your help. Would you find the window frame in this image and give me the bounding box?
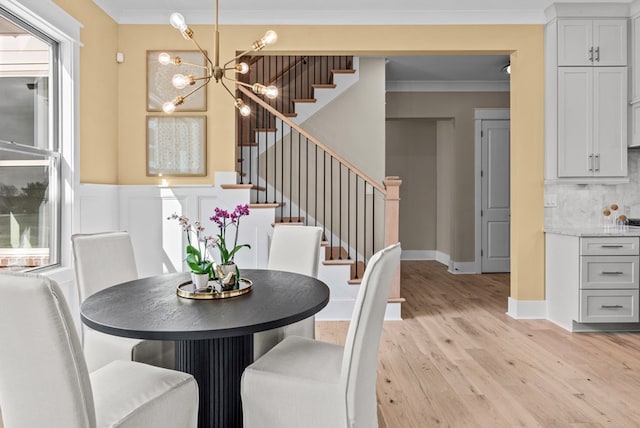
[0,0,81,276]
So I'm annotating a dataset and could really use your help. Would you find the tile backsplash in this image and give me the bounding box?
[545,150,640,228]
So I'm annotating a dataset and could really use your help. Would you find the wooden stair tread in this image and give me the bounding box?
[220,184,253,190]
[254,128,277,132]
[292,98,317,103]
[283,112,298,118]
[239,142,258,147]
[224,183,266,192]
[249,202,283,209]
[312,83,337,89]
[320,240,329,247]
[323,259,355,266]
[331,69,356,74]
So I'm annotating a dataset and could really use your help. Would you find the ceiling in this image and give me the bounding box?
[385,55,509,84]
[91,0,632,24]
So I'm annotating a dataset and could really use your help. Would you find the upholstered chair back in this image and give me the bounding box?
[340,243,401,427]
[72,232,138,301]
[0,272,97,428]
[268,226,323,277]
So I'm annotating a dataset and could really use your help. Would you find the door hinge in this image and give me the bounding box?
[481,249,483,257]
[481,130,484,137]
[481,170,484,177]
[481,210,483,217]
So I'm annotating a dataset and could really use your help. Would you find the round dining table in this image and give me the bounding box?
[80,269,330,428]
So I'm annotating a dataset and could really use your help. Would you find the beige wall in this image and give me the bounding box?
[386,92,510,263]
[386,118,437,251]
[54,0,119,184]
[39,11,546,301]
[302,57,386,183]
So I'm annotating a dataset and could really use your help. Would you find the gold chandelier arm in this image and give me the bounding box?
[187,35,214,72]
[176,61,209,70]
[223,48,257,69]
[219,79,239,101]
[179,77,211,103]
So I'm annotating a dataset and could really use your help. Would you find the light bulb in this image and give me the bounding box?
[158,52,172,65]
[261,30,278,46]
[172,74,191,89]
[240,104,251,116]
[169,13,188,32]
[162,101,176,114]
[236,62,250,74]
[235,99,251,116]
[264,85,278,99]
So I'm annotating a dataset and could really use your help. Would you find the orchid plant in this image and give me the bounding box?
[168,213,216,277]
[210,204,251,265]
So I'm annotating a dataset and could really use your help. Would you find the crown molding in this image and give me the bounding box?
[94,7,547,25]
[545,2,631,21]
[386,80,510,93]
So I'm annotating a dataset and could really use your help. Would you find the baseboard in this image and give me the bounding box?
[400,250,450,268]
[435,251,450,266]
[448,261,478,274]
[506,297,546,319]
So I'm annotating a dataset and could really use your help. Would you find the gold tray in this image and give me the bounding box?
[176,278,253,300]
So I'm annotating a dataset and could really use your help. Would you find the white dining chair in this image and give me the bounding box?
[241,242,401,428]
[0,272,199,428]
[253,225,323,359]
[72,232,174,371]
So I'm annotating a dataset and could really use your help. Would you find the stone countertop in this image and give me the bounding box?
[544,227,640,237]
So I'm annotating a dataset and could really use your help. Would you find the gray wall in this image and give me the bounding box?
[385,118,437,251]
[386,91,510,262]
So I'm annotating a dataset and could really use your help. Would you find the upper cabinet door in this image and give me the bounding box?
[558,19,593,66]
[558,67,593,177]
[558,19,627,66]
[593,20,628,66]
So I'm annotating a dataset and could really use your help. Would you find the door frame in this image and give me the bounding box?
[474,108,510,273]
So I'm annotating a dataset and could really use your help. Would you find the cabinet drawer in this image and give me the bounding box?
[580,256,639,289]
[579,289,639,323]
[580,237,640,255]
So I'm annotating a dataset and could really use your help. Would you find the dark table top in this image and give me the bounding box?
[80,269,330,341]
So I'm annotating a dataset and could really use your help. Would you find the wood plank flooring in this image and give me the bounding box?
[316,260,640,428]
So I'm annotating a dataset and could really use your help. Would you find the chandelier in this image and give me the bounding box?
[160,0,278,115]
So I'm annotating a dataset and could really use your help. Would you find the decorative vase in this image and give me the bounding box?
[190,272,210,291]
[217,262,239,291]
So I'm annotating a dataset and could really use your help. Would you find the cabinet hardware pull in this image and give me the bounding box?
[601,245,624,248]
[589,46,594,62]
[595,154,599,172]
[589,154,593,171]
[595,46,600,62]
[601,305,623,309]
[601,271,624,275]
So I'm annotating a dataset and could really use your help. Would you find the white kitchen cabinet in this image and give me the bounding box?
[557,67,627,177]
[546,233,640,331]
[558,19,628,66]
[629,15,640,147]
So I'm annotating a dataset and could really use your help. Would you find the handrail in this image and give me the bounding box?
[237,85,386,194]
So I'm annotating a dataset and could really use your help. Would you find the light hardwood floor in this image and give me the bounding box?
[316,260,640,428]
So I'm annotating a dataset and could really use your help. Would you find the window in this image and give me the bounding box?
[0,8,59,272]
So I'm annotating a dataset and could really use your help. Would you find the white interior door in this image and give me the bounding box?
[481,119,510,273]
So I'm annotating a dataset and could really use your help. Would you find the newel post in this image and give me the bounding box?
[384,176,402,301]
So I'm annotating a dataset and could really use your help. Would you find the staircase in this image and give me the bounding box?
[226,55,402,317]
